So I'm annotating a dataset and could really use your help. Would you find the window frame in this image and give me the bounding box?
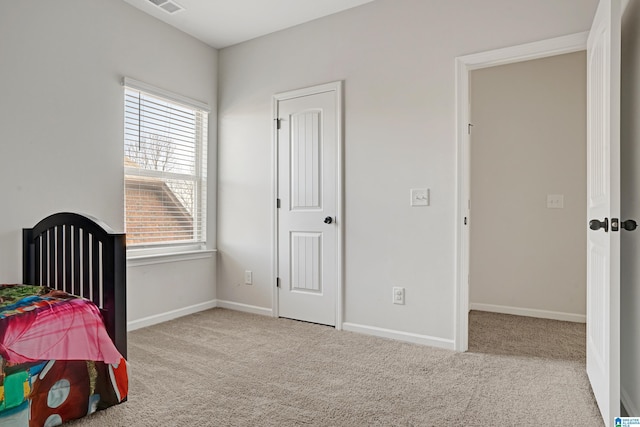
[123,78,210,258]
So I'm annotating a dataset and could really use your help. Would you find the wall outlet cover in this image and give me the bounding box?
[410,188,430,207]
[392,286,405,305]
[547,194,564,209]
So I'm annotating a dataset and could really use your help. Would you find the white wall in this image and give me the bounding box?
[469,52,587,321]
[621,0,640,416]
[217,0,598,344]
[0,0,218,324]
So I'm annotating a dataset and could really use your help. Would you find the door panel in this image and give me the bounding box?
[277,88,338,326]
[586,0,621,425]
[290,111,322,210]
[291,232,322,292]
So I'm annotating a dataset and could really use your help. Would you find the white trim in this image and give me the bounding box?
[127,249,216,267]
[273,81,341,101]
[342,322,455,350]
[454,48,470,352]
[621,386,639,416]
[122,77,211,112]
[470,303,586,323]
[216,300,273,316]
[454,32,589,352]
[459,32,588,71]
[127,299,217,331]
[271,93,279,320]
[272,81,344,329]
[336,81,344,330]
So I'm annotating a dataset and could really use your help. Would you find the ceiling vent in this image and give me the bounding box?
[147,0,184,14]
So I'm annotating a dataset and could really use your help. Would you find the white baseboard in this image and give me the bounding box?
[127,300,218,331]
[622,386,640,417]
[470,303,586,323]
[216,300,273,316]
[342,322,455,350]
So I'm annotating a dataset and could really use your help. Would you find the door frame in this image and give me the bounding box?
[272,81,344,329]
[453,33,589,352]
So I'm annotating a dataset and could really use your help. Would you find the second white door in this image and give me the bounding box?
[586,0,622,425]
[276,83,341,326]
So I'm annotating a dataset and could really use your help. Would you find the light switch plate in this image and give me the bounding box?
[410,188,430,207]
[547,194,564,209]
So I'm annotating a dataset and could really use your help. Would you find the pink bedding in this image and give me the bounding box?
[0,284,128,427]
[0,291,121,365]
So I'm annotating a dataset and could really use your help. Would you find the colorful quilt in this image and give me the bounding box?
[0,285,128,427]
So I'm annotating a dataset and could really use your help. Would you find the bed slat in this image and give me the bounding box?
[34,235,41,286]
[82,229,91,299]
[73,225,81,295]
[40,230,48,286]
[64,224,73,293]
[92,237,101,306]
[56,226,64,291]
[49,230,56,287]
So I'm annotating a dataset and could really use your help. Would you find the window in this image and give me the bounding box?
[123,78,209,249]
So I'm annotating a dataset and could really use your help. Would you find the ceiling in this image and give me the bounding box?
[122,0,376,49]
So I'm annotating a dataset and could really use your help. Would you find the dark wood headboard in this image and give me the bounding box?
[22,212,127,358]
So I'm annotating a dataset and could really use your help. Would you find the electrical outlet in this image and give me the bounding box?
[244,270,252,285]
[393,287,405,305]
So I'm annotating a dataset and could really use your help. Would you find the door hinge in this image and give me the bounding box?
[275,118,282,130]
[276,277,281,288]
[277,198,281,208]
[468,123,474,134]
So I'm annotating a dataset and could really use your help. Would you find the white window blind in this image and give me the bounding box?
[123,78,208,248]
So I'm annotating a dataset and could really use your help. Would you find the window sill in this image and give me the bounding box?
[127,248,217,267]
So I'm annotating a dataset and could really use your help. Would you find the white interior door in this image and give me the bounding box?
[586,0,621,425]
[275,83,341,327]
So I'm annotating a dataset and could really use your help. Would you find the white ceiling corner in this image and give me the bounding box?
[122,0,376,49]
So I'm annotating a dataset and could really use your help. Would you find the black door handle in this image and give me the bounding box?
[589,218,608,232]
[622,219,637,231]
[324,216,333,224]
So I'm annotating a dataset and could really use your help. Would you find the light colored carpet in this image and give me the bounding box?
[68,309,603,426]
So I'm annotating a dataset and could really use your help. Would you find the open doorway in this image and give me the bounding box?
[454,33,590,353]
[468,52,587,327]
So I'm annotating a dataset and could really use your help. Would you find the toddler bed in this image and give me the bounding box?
[0,213,128,427]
